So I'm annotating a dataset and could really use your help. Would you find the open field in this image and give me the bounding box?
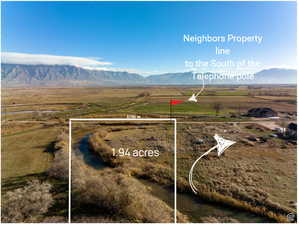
[2,125,58,178]
[177,122,296,222]
[1,85,297,222]
[2,85,296,121]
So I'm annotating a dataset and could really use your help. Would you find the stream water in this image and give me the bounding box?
[141,179,270,223]
[2,108,80,115]
[77,135,106,170]
[78,135,272,223]
[2,110,61,115]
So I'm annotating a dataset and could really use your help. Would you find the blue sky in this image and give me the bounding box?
[1,1,297,75]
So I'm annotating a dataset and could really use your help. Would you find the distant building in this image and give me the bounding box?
[246,108,278,118]
[275,127,286,134]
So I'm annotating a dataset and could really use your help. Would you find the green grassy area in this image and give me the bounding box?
[128,102,233,115]
[3,86,296,121]
[183,90,249,96]
[2,127,58,178]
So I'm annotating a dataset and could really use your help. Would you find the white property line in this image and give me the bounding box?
[68,118,177,223]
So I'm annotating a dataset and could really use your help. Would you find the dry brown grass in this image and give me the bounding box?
[86,125,293,222]
[88,130,129,166]
[88,127,175,187]
[71,154,188,222]
[201,216,240,223]
[177,123,296,222]
[70,124,190,222]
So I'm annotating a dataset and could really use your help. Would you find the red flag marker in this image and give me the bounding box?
[169,99,185,118]
[170,99,185,105]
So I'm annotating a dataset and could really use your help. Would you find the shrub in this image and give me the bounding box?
[47,132,69,180]
[1,180,54,222]
[42,216,68,223]
[137,91,151,97]
[71,157,186,223]
[201,216,240,223]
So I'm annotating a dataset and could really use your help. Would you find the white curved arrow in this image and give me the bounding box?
[188,78,205,102]
[189,134,236,194]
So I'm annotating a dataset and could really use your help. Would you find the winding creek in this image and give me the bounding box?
[76,135,271,223]
[77,135,106,170]
[2,110,62,115]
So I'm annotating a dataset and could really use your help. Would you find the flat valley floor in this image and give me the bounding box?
[1,85,297,223]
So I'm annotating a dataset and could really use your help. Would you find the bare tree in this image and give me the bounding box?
[2,180,53,222]
[237,104,241,115]
[212,102,223,116]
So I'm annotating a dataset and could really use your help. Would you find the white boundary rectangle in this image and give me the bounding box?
[68,118,177,223]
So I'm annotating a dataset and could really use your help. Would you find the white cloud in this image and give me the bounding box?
[81,65,152,76]
[1,52,112,68]
[1,52,153,75]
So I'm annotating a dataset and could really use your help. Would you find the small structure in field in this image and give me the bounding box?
[126,114,141,119]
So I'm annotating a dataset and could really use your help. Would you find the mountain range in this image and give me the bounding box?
[1,63,297,87]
